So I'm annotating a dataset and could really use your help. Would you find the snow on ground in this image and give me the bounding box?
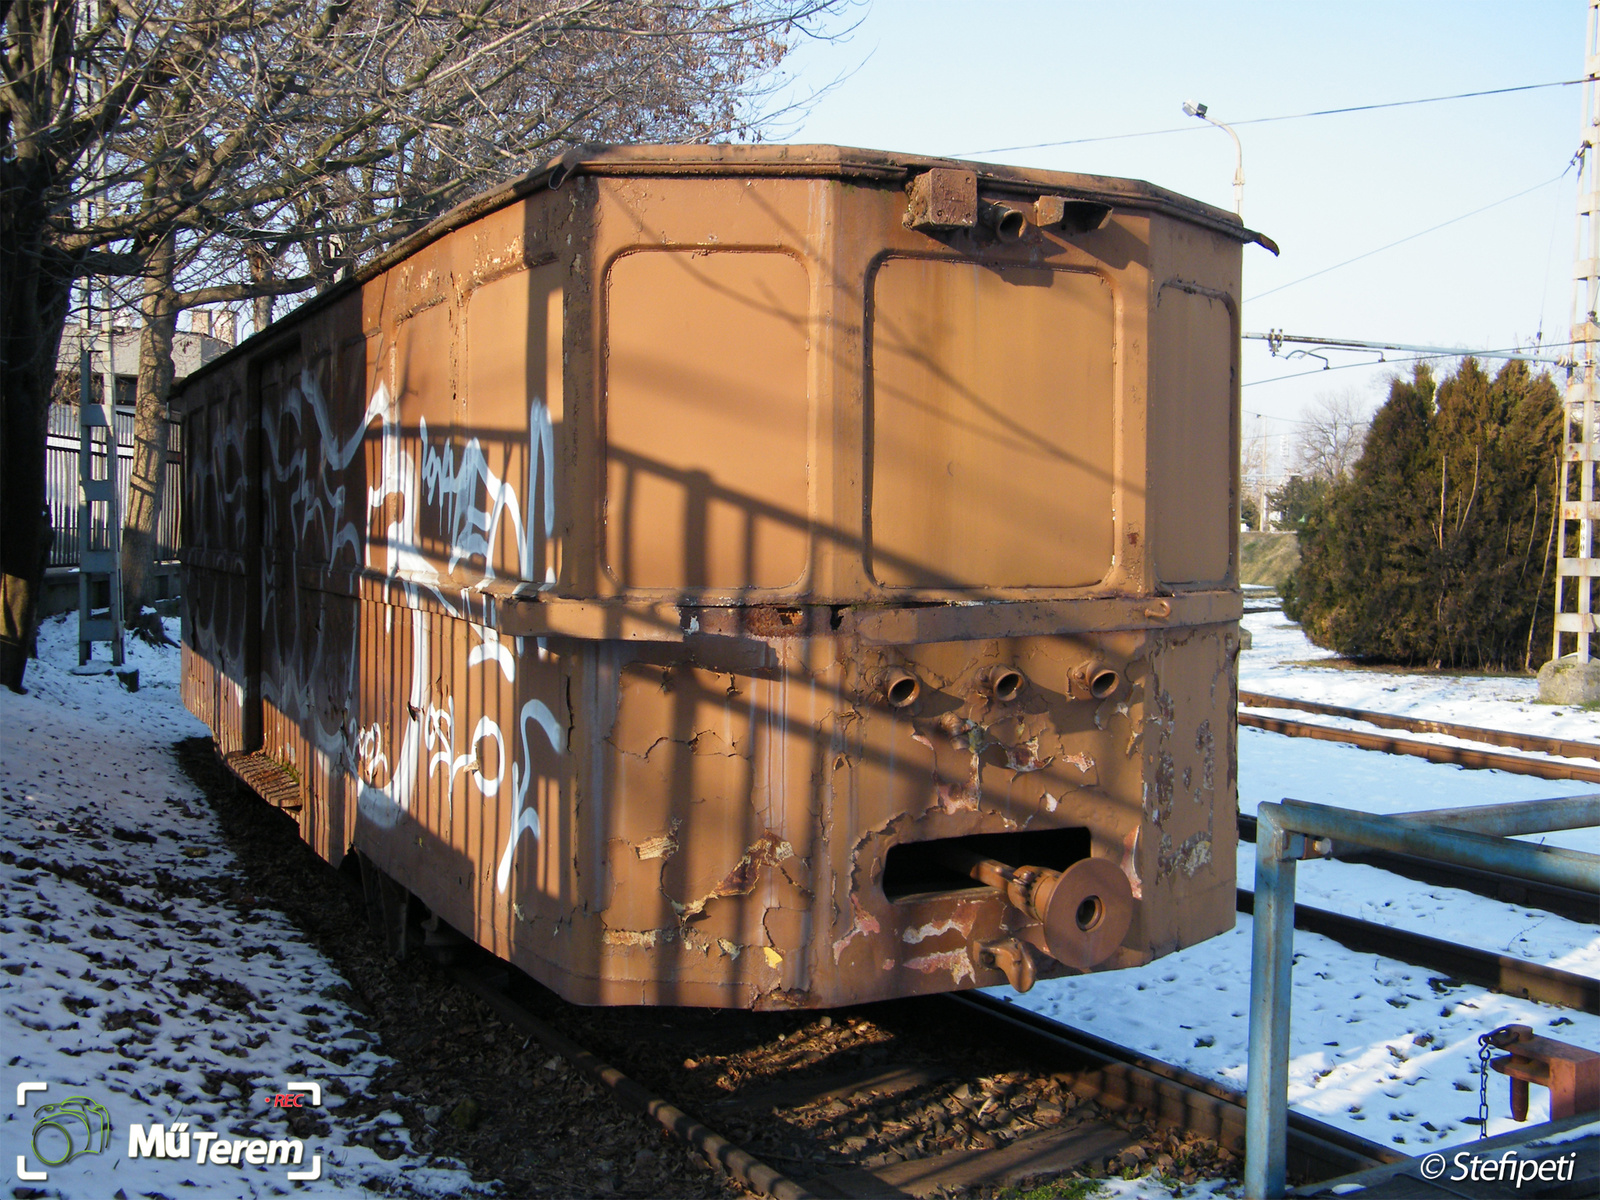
[1003,611,1600,1159]
[1236,844,1600,980]
[1093,1172,1234,1199]
[1238,612,1600,855]
[1006,917,1600,1145]
[2,615,484,1198]
[1240,611,1600,746]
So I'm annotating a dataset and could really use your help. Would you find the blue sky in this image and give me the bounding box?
[776,0,1585,472]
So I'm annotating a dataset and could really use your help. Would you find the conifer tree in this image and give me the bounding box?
[1283,360,1562,669]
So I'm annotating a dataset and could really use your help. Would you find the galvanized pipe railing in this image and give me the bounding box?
[1244,796,1600,1199]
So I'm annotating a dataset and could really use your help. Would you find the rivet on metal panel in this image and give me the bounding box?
[904,168,978,232]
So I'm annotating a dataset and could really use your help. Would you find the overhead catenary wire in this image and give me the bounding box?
[953,78,1587,158]
[1242,341,1576,388]
[1245,169,1574,302]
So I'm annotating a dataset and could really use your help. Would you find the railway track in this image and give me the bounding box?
[1230,886,1598,1014]
[440,952,1397,1200]
[1240,690,1600,762]
[1238,692,1600,783]
[1234,696,1599,1011]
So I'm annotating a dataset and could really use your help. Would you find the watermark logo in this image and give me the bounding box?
[125,1081,322,1181]
[31,1094,112,1168]
[1419,1148,1580,1188]
[14,1079,322,1183]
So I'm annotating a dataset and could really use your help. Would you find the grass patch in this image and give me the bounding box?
[1277,657,1536,679]
[1239,531,1299,588]
[999,1178,1105,1200]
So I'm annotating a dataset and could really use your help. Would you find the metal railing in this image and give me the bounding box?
[1245,795,1600,1198]
[46,403,182,568]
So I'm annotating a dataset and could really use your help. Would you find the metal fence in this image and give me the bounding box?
[46,403,183,568]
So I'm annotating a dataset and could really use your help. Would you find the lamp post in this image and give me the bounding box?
[1183,100,1244,217]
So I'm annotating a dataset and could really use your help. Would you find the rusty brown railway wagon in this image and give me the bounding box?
[175,144,1269,1010]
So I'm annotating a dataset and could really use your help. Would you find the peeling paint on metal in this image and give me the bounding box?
[1157,829,1213,878]
[604,927,676,949]
[634,833,678,860]
[903,949,975,985]
[900,911,977,945]
[1195,718,1215,795]
[831,894,881,962]
[1121,826,1143,901]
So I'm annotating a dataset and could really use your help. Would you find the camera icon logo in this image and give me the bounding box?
[31,1095,113,1166]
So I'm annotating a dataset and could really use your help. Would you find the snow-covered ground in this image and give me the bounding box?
[1003,611,1600,1164]
[1241,613,1600,749]
[1,615,483,1198]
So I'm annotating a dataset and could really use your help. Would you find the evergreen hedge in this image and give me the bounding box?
[1281,359,1563,670]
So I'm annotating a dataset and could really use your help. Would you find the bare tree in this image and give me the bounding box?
[1293,388,1374,483]
[3,0,845,684]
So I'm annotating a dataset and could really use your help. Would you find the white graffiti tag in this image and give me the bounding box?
[495,699,563,894]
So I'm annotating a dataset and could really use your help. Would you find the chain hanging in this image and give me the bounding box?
[1477,1031,1496,1140]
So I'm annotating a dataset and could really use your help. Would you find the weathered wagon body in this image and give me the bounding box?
[175,145,1260,1009]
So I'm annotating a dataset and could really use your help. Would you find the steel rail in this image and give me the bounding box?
[1237,711,1600,784]
[940,992,1397,1183]
[1239,690,1600,763]
[1233,889,1599,1013]
[1237,813,1598,924]
[447,966,820,1200]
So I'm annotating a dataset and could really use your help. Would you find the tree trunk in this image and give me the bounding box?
[122,232,181,635]
[1,167,76,691]
[249,244,275,333]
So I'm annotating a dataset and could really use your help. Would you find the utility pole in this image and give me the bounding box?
[1543,0,1600,702]
[71,2,124,672]
[1544,0,1600,701]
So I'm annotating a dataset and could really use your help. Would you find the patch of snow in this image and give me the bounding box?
[1237,844,1600,980]
[1094,1171,1238,1198]
[1240,611,1600,747]
[1,614,487,1197]
[1526,1118,1600,1146]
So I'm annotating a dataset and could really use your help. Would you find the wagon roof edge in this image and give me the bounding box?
[173,142,1274,398]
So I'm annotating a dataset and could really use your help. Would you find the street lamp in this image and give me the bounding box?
[1182,100,1244,217]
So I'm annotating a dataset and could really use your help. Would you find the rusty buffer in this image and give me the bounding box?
[173,145,1270,1009]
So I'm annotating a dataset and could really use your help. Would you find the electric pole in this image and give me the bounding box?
[1544,0,1600,701]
